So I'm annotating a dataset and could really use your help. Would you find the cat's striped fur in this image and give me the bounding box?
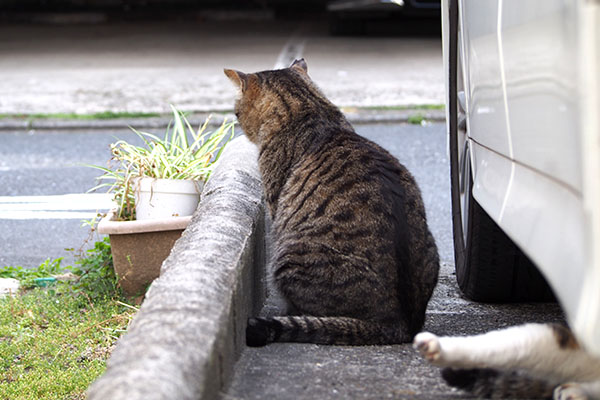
[225,59,439,346]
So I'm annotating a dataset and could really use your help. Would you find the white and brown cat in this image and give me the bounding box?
[414,323,600,399]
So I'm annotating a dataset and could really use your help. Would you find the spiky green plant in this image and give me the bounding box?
[88,106,235,220]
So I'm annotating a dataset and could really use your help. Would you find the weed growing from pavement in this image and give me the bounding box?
[0,238,136,400]
[407,113,427,125]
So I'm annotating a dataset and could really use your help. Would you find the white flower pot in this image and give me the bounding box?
[134,177,203,220]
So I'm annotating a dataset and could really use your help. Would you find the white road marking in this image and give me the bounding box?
[0,211,105,220]
[0,193,114,220]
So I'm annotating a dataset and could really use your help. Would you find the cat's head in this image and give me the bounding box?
[224,59,313,143]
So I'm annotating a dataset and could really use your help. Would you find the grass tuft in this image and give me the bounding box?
[0,290,135,400]
[407,113,426,125]
[0,238,136,399]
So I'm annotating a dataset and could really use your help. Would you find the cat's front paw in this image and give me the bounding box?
[554,383,588,400]
[413,332,442,363]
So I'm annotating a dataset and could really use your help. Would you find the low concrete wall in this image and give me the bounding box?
[87,136,265,400]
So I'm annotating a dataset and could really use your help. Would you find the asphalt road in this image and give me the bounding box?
[0,128,139,268]
[0,121,451,269]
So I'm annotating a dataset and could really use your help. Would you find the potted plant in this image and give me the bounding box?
[89,106,235,297]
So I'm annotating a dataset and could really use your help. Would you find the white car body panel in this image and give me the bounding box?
[501,1,582,193]
[461,0,511,157]
[470,141,511,223]
[501,161,585,315]
[442,0,600,355]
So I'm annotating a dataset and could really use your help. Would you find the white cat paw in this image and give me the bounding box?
[413,332,442,363]
[554,383,588,400]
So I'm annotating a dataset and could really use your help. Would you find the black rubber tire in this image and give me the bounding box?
[452,183,555,302]
[448,0,554,302]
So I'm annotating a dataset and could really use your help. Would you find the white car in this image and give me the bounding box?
[441,0,600,356]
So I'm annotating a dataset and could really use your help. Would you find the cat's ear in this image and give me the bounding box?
[290,59,308,75]
[224,69,249,91]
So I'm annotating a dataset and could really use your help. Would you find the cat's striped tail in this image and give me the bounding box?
[441,368,556,399]
[246,316,413,346]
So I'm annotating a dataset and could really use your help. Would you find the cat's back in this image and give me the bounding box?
[275,126,416,260]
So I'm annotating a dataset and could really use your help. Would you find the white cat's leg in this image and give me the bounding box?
[414,331,443,363]
[415,324,555,368]
[414,324,598,382]
[554,383,587,400]
[555,381,600,400]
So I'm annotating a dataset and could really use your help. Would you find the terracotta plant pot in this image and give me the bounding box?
[97,210,191,297]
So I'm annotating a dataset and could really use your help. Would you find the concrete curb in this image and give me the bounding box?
[0,113,236,131]
[0,109,445,131]
[87,136,266,400]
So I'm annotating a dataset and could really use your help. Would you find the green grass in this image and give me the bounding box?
[0,289,135,400]
[0,238,136,400]
[407,113,426,125]
[0,111,160,120]
[0,259,63,289]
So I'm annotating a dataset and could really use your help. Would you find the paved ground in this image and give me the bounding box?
[0,18,443,114]
[222,123,564,400]
[224,288,563,399]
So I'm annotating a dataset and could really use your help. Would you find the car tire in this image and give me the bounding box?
[448,0,554,302]
[451,163,555,302]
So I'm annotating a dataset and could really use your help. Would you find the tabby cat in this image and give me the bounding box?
[414,323,600,399]
[224,59,439,346]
